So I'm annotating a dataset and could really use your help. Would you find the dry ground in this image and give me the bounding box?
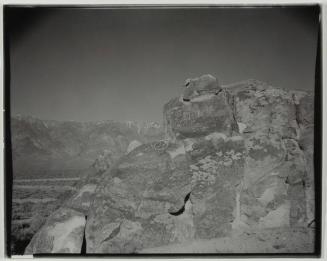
[140,226,315,254]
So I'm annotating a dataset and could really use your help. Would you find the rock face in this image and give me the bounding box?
[25,77,315,254]
[164,92,235,140]
[224,80,314,228]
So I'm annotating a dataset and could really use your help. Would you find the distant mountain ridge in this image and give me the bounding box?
[11,115,164,178]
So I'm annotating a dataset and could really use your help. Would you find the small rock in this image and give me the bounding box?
[273,244,286,250]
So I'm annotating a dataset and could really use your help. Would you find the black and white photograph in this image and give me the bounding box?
[3,5,322,256]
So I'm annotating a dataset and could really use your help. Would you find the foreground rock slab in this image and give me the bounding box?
[25,208,86,254]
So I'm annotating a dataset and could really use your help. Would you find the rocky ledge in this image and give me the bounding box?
[25,76,315,254]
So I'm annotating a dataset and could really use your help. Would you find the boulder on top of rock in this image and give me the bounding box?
[183,74,221,101]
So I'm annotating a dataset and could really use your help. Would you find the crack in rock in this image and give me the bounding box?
[81,216,87,254]
[169,192,191,216]
[100,222,122,244]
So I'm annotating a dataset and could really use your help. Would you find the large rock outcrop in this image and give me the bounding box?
[25,76,315,254]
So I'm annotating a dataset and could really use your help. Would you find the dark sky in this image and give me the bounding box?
[7,6,319,122]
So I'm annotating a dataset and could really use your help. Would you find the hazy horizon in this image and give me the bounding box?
[7,6,320,122]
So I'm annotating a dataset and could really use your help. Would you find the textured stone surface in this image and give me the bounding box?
[84,135,246,253]
[85,142,193,253]
[189,134,246,238]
